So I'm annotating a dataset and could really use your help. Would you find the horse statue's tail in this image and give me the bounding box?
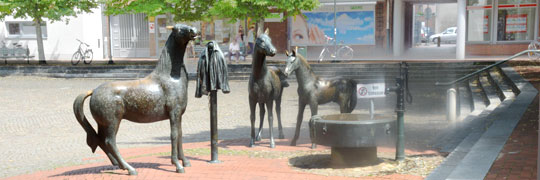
[346,79,358,113]
[335,78,357,113]
[73,90,99,153]
[275,68,290,88]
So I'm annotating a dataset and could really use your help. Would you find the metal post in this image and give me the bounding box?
[107,15,114,64]
[395,64,405,161]
[370,99,375,120]
[386,0,391,53]
[386,62,406,161]
[209,90,220,163]
[333,0,337,61]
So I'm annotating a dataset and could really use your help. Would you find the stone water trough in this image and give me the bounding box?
[309,114,396,167]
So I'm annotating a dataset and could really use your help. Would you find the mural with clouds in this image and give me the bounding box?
[304,11,375,45]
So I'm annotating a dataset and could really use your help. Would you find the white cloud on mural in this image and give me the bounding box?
[356,34,375,43]
[336,13,374,34]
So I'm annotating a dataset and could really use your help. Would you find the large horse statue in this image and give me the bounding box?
[248,29,288,148]
[73,24,197,175]
[284,50,357,147]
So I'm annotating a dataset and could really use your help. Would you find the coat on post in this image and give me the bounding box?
[195,41,230,98]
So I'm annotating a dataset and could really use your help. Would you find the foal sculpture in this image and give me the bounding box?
[248,29,288,148]
[284,50,357,147]
[73,24,197,175]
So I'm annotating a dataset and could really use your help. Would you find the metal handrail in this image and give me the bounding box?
[435,49,540,86]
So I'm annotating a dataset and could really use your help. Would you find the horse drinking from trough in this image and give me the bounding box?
[248,29,288,148]
[73,24,197,175]
[284,50,357,147]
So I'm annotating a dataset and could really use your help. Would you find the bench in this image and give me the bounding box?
[0,46,33,64]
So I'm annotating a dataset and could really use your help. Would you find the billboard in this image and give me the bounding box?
[290,5,375,46]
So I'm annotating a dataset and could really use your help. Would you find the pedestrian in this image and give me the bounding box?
[247,26,255,55]
[228,38,241,63]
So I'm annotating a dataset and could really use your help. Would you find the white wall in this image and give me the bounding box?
[435,3,458,34]
[0,7,104,60]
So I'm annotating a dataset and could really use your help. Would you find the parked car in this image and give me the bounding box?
[429,27,457,44]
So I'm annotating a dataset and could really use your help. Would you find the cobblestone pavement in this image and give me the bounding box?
[0,76,449,178]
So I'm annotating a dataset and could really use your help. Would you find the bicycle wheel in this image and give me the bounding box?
[337,46,353,60]
[83,50,93,64]
[528,42,539,60]
[71,51,82,65]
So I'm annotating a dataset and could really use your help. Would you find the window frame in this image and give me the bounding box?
[4,21,48,40]
[493,0,538,44]
[466,0,538,44]
[466,2,494,44]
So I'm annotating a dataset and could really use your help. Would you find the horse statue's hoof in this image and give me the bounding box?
[311,144,317,149]
[183,160,191,167]
[176,168,185,173]
[128,169,138,176]
[249,140,255,147]
[290,141,297,146]
[278,134,285,139]
[270,143,275,148]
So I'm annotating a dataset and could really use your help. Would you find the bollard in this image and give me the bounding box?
[437,37,441,47]
[447,88,457,123]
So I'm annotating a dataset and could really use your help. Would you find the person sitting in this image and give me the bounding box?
[228,38,241,63]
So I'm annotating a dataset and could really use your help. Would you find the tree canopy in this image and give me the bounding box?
[210,0,319,23]
[0,0,98,63]
[0,0,97,23]
[102,0,319,23]
[103,0,216,22]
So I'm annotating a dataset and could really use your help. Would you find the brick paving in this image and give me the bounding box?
[7,139,430,180]
[484,64,540,180]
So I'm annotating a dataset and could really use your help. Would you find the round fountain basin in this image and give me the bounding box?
[309,114,396,167]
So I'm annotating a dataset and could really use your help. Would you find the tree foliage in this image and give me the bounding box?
[103,0,216,22]
[102,0,319,23]
[211,0,319,23]
[0,0,97,23]
[0,0,97,63]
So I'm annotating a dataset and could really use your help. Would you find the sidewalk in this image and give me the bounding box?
[484,64,540,180]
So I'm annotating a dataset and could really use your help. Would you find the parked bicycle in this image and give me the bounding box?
[318,35,354,62]
[528,37,540,60]
[71,39,93,65]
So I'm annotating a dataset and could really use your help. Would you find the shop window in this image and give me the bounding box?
[468,0,493,6]
[496,0,536,41]
[467,1,493,41]
[5,21,47,39]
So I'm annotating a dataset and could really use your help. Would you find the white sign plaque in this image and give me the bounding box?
[357,83,386,98]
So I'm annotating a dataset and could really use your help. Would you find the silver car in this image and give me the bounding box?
[429,27,457,44]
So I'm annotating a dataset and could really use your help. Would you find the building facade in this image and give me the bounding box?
[0,0,538,61]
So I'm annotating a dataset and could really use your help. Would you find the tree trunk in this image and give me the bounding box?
[35,18,46,64]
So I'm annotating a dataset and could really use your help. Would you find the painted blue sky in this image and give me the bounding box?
[304,11,375,45]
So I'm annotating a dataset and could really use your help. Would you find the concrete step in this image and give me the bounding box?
[478,71,502,108]
[468,77,487,113]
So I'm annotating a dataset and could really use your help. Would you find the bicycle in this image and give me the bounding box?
[318,35,354,62]
[71,39,93,65]
[528,37,540,60]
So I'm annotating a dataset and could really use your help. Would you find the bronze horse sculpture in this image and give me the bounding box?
[73,24,197,175]
[284,50,357,147]
[248,29,288,148]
